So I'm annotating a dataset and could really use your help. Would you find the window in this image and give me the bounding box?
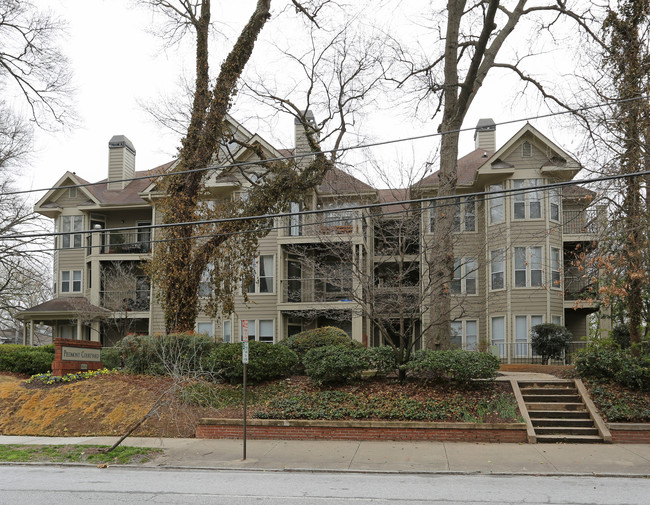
[199,263,214,297]
[196,322,213,338]
[451,320,478,351]
[490,249,505,290]
[61,270,82,293]
[428,200,436,233]
[247,255,274,294]
[241,319,256,341]
[61,216,83,248]
[522,141,532,157]
[289,202,302,236]
[223,320,231,343]
[550,189,561,221]
[513,179,542,220]
[489,183,504,224]
[451,258,477,295]
[551,247,561,288]
[491,316,505,358]
[451,196,476,233]
[515,315,543,357]
[239,319,274,343]
[552,315,562,326]
[68,187,77,198]
[514,246,543,288]
[137,222,152,249]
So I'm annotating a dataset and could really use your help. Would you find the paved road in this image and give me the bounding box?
[1,466,649,505]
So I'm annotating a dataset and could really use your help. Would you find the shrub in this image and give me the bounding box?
[302,345,368,384]
[100,347,122,370]
[0,345,54,375]
[205,341,298,384]
[575,346,650,391]
[407,349,500,384]
[611,324,631,349]
[366,346,398,377]
[531,323,573,364]
[278,326,361,363]
[116,333,215,375]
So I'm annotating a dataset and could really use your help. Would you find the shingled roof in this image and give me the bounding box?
[417,148,493,188]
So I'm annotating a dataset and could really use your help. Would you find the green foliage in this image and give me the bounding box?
[100,347,122,369]
[530,323,573,364]
[407,350,500,384]
[611,324,631,349]
[366,346,398,377]
[0,444,161,464]
[575,345,650,391]
[28,368,117,385]
[116,333,215,375]
[302,345,368,384]
[0,345,54,375]
[585,380,650,422]
[278,327,360,363]
[205,342,298,384]
[253,389,519,422]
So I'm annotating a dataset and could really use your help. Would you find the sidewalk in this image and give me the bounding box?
[1,435,649,476]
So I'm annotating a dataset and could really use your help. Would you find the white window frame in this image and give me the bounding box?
[488,183,504,224]
[196,322,214,338]
[522,141,532,157]
[515,314,544,358]
[512,179,543,220]
[550,188,561,222]
[552,315,562,326]
[452,196,477,233]
[68,187,77,199]
[239,319,274,343]
[451,319,479,351]
[61,215,83,249]
[61,270,82,293]
[491,316,506,358]
[223,320,232,343]
[514,246,543,288]
[551,247,562,290]
[490,249,505,291]
[247,255,275,294]
[451,257,477,295]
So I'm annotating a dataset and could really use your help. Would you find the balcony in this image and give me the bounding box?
[278,210,362,239]
[89,230,152,255]
[280,277,353,303]
[100,289,151,312]
[564,275,596,301]
[562,209,600,237]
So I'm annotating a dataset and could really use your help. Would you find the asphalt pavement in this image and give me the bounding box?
[1,435,649,477]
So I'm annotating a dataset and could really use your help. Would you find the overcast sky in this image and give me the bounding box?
[20,0,579,199]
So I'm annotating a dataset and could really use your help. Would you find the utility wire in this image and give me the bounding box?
[1,169,640,243]
[3,94,649,198]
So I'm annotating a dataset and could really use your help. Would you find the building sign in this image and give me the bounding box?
[61,346,101,362]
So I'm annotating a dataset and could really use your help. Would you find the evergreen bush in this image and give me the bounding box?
[530,323,573,364]
[407,349,499,384]
[0,344,54,375]
[278,326,360,363]
[302,345,368,384]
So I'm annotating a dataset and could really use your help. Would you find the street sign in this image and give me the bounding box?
[242,341,249,364]
[242,319,249,342]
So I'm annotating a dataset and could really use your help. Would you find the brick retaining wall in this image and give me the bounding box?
[608,423,650,444]
[196,419,527,443]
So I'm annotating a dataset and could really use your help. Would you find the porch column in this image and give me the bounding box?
[23,321,27,345]
[29,321,34,346]
[76,318,83,341]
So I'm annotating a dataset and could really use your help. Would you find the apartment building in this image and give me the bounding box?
[18,116,605,362]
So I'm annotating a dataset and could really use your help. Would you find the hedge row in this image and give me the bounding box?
[575,345,650,391]
[0,344,55,375]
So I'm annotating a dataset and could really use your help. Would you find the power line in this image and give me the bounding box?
[1,169,642,243]
[4,93,650,198]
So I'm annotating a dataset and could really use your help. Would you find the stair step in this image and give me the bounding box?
[535,426,599,436]
[528,410,590,419]
[523,394,581,403]
[518,381,575,388]
[531,418,595,428]
[526,402,586,411]
[537,434,603,443]
[519,387,578,396]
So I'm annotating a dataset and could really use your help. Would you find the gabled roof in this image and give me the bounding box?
[317,166,374,195]
[377,188,410,213]
[35,172,100,212]
[16,297,110,320]
[416,148,493,188]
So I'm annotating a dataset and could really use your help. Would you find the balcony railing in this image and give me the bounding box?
[564,275,596,301]
[280,277,353,303]
[489,341,587,364]
[279,211,362,238]
[563,209,599,235]
[100,289,151,311]
[100,231,152,254]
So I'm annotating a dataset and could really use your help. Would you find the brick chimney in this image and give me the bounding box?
[107,135,136,191]
[474,118,496,152]
[294,111,317,168]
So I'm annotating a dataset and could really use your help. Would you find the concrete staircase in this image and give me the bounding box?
[519,380,603,443]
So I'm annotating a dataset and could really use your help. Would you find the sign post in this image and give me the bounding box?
[241,320,249,461]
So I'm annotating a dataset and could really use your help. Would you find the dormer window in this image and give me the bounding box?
[522,141,532,158]
[69,187,77,198]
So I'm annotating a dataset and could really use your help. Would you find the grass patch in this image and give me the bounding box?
[0,444,162,464]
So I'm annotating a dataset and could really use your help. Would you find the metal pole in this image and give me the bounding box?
[243,361,247,461]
